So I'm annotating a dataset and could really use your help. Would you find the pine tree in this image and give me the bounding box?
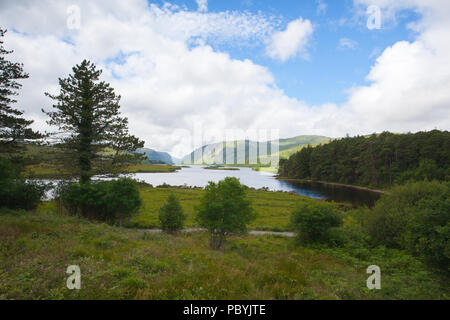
[159,193,186,233]
[43,60,144,184]
[0,28,41,152]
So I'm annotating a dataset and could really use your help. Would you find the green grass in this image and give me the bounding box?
[204,166,240,171]
[23,163,181,178]
[125,186,303,231]
[121,164,181,173]
[252,167,278,174]
[1,209,447,300]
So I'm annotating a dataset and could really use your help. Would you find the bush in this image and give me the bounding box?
[57,178,141,225]
[290,200,343,244]
[159,193,186,233]
[195,177,256,249]
[407,198,450,270]
[365,181,449,271]
[0,156,47,210]
[104,178,142,226]
[366,181,449,248]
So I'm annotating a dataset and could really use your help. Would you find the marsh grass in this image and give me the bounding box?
[126,186,302,231]
[0,209,447,300]
[23,163,181,178]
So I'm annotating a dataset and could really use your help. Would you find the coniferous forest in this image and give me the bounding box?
[279,130,450,188]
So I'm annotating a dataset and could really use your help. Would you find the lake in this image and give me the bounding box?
[126,166,381,207]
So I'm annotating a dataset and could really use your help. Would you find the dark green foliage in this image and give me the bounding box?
[407,196,449,270]
[290,200,343,244]
[195,177,256,249]
[43,60,144,184]
[57,178,141,225]
[0,156,47,210]
[279,130,450,187]
[158,193,186,233]
[0,28,41,153]
[366,181,449,270]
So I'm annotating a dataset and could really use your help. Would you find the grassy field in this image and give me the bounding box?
[124,186,303,231]
[204,166,240,171]
[38,185,303,231]
[0,209,447,300]
[252,166,278,174]
[23,163,181,178]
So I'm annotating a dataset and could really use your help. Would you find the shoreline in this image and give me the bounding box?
[276,177,387,194]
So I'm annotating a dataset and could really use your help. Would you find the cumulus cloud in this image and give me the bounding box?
[266,18,314,62]
[0,0,449,158]
[345,0,450,133]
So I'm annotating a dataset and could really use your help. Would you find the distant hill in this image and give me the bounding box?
[136,148,175,165]
[181,135,331,165]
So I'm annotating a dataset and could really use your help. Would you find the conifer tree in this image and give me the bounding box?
[43,60,144,183]
[0,28,41,152]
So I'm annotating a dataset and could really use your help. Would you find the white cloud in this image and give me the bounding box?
[196,0,208,12]
[344,0,450,133]
[0,0,449,158]
[266,18,314,62]
[338,37,358,50]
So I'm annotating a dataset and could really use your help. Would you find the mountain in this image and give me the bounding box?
[181,135,331,165]
[136,148,175,165]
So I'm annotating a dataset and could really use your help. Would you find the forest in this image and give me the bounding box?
[278,130,450,188]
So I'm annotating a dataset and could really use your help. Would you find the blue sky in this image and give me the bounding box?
[153,0,420,105]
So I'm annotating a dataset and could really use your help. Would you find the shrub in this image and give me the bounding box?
[195,177,256,249]
[405,185,450,270]
[104,178,142,226]
[158,193,186,233]
[290,200,343,244]
[365,181,449,248]
[57,178,141,225]
[0,156,47,210]
[365,181,449,271]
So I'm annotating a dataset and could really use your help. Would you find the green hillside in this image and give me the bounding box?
[181,135,330,165]
[136,148,175,165]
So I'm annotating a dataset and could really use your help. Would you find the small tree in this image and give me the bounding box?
[291,200,343,243]
[0,28,41,153]
[43,60,144,184]
[195,177,255,249]
[105,178,142,227]
[159,193,186,233]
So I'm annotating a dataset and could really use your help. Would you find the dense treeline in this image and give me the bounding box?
[279,130,450,187]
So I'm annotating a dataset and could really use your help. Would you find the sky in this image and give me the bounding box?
[0,0,449,157]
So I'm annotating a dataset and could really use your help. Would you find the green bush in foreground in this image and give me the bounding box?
[0,156,47,211]
[159,193,186,233]
[365,181,449,271]
[57,178,141,225]
[196,177,256,249]
[291,200,343,244]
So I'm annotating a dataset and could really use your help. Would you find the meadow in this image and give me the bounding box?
[0,209,447,300]
[23,163,181,178]
[114,185,302,231]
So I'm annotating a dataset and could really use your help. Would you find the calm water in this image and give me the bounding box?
[126,166,380,207]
